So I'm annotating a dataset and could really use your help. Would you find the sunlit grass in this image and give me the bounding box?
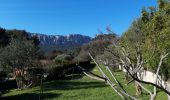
[1,65,167,100]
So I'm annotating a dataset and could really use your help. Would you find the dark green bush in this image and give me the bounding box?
[45,61,91,80]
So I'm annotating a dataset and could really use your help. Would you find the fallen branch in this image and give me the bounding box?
[77,65,106,82]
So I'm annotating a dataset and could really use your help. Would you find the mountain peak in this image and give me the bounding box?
[30,33,92,52]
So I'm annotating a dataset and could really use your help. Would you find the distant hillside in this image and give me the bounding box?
[30,33,92,52]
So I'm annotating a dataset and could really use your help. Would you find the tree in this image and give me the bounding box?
[74,44,91,63]
[54,54,73,65]
[115,1,170,99]
[82,1,170,99]
[0,38,40,89]
[0,28,9,47]
[89,28,117,57]
[0,29,41,89]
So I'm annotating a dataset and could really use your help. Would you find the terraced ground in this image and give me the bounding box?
[1,66,167,100]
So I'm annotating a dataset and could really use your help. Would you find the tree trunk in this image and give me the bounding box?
[167,95,170,100]
[15,76,25,89]
[124,72,129,81]
[16,77,20,89]
[150,86,156,100]
[135,82,142,96]
[150,94,156,100]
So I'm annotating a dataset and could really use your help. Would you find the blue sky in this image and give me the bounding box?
[0,0,157,37]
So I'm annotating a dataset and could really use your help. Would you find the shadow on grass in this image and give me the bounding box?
[1,93,61,100]
[43,80,107,91]
[1,63,104,100]
[55,63,97,80]
[42,63,107,91]
[64,74,84,80]
[45,63,96,81]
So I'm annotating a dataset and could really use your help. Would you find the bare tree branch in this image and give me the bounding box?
[89,52,137,100]
[77,65,107,82]
[106,66,127,93]
[123,65,170,95]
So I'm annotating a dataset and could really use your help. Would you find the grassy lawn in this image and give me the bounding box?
[1,66,168,100]
[1,77,120,100]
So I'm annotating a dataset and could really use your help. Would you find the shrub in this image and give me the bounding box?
[54,54,73,65]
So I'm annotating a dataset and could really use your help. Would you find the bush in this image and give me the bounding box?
[24,67,44,87]
[45,60,91,80]
[54,54,73,65]
[0,71,7,95]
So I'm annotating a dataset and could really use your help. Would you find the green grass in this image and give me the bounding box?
[1,66,168,100]
[1,78,120,100]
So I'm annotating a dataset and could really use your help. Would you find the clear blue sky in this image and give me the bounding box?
[0,0,157,37]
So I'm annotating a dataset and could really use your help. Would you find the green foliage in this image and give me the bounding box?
[0,38,38,70]
[121,18,146,64]
[0,28,40,73]
[121,1,170,79]
[0,28,10,47]
[158,0,170,10]
[54,54,73,65]
[141,8,150,23]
